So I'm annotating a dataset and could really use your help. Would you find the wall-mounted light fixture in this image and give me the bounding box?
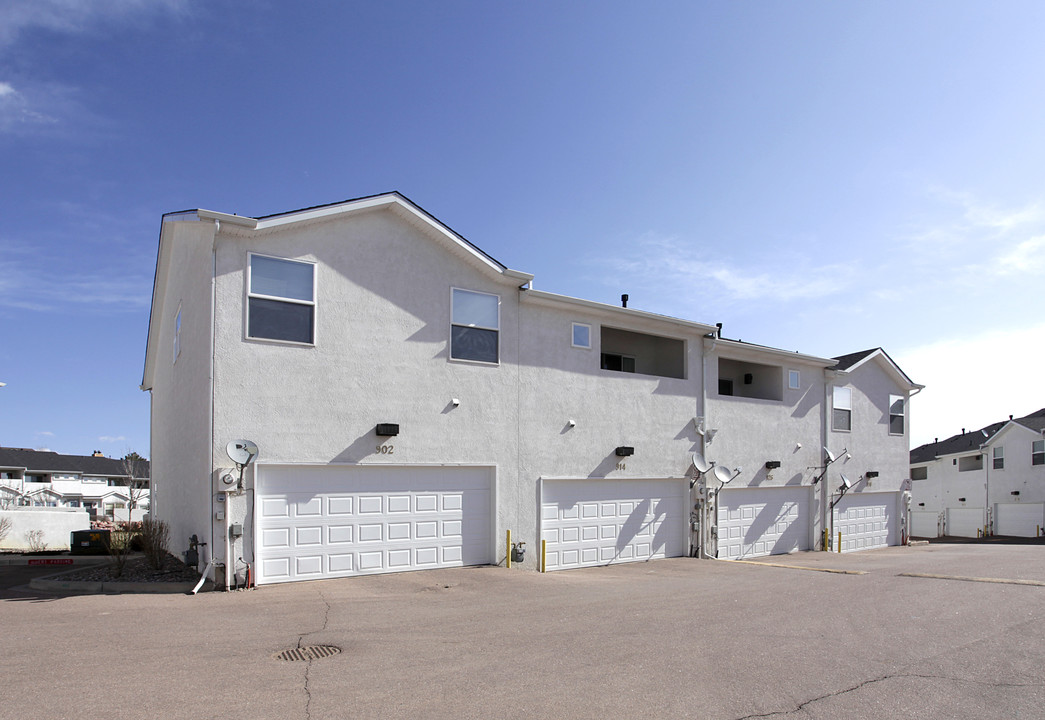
[765,461,782,470]
[958,497,966,502]
[451,397,460,407]
[615,446,634,457]
[918,502,925,507]
[1011,490,1020,496]
[568,419,576,427]
[865,471,879,479]
[376,423,399,437]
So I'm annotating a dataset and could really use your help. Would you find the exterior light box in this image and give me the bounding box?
[376,424,400,437]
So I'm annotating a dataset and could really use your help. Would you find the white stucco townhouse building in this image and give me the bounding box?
[910,409,1045,538]
[141,192,922,589]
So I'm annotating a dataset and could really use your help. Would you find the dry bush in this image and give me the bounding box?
[24,529,47,552]
[0,516,12,543]
[139,518,170,570]
[107,530,134,577]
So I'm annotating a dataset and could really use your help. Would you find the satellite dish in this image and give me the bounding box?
[840,473,852,490]
[692,453,711,474]
[713,465,733,485]
[825,449,836,463]
[226,440,259,467]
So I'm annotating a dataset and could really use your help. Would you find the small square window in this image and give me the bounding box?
[788,370,800,390]
[572,323,591,349]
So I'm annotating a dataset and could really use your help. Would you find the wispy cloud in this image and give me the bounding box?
[0,0,191,49]
[99,435,127,444]
[597,232,854,310]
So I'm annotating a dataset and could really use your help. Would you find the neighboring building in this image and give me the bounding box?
[910,409,1045,538]
[141,192,921,589]
[0,448,150,521]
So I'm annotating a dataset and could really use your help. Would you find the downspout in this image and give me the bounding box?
[822,372,832,550]
[210,219,223,590]
[698,332,717,559]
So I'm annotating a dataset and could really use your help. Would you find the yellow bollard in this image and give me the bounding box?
[541,539,547,573]
[837,530,842,553]
[506,529,511,569]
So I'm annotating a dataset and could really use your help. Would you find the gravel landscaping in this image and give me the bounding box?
[55,552,202,584]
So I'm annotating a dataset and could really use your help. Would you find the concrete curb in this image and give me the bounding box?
[0,554,110,567]
[29,575,211,594]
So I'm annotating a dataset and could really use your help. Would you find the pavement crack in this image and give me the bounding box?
[732,672,1039,719]
[297,590,332,720]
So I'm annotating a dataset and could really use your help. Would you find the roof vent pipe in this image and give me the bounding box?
[716,322,722,338]
[621,294,628,308]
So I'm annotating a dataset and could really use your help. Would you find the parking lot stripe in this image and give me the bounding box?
[724,559,868,575]
[899,572,1045,587]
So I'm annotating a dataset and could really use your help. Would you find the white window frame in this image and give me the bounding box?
[449,287,500,365]
[173,304,182,364]
[889,394,905,435]
[832,386,852,432]
[1033,440,1044,466]
[788,369,800,390]
[993,446,1004,470]
[246,252,317,346]
[572,322,592,349]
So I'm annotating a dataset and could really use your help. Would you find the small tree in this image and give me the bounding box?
[120,451,150,524]
[139,518,169,570]
[0,516,12,543]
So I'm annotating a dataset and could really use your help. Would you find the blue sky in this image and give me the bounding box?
[1,0,1044,457]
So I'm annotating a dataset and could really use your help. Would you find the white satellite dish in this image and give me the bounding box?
[713,465,733,485]
[226,440,259,467]
[692,453,711,474]
[840,473,852,490]
[825,448,836,463]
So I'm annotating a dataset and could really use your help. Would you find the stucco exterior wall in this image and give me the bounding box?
[706,343,830,550]
[149,219,217,564]
[0,508,90,550]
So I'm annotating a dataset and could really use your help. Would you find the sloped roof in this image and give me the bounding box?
[831,347,922,390]
[0,448,149,479]
[910,408,1045,463]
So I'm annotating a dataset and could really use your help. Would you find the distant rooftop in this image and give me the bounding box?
[910,408,1045,463]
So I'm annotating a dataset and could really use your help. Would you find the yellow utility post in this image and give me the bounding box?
[837,531,842,553]
[506,529,511,569]
[541,539,547,573]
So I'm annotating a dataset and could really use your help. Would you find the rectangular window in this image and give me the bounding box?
[572,323,591,349]
[601,352,636,373]
[1033,440,1044,466]
[450,288,499,363]
[832,387,852,431]
[173,305,182,363]
[911,466,928,480]
[788,370,800,390]
[248,254,315,344]
[889,394,905,435]
[993,446,1004,470]
[719,378,734,396]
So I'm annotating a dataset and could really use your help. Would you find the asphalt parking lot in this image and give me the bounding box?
[2,543,1043,720]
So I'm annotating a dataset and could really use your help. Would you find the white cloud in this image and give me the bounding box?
[895,323,1045,448]
[37,431,54,437]
[99,435,127,443]
[995,234,1045,276]
[0,0,191,49]
[599,232,854,309]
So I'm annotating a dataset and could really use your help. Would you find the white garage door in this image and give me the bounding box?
[717,486,811,559]
[911,510,941,538]
[945,507,984,538]
[994,503,1044,537]
[541,478,686,571]
[834,492,897,553]
[255,465,493,585]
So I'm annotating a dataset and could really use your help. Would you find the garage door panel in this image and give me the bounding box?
[994,503,1044,537]
[718,487,811,560]
[835,493,897,552]
[256,466,493,585]
[541,478,686,571]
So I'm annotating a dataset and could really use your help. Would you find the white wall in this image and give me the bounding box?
[0,507,90,550]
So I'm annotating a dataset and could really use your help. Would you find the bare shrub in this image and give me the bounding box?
[139,518,170,570]
[107,529,134,578]
[0,516,12,543]
[24,529,47,552]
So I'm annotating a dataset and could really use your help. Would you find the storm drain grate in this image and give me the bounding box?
[274,645,342,662]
